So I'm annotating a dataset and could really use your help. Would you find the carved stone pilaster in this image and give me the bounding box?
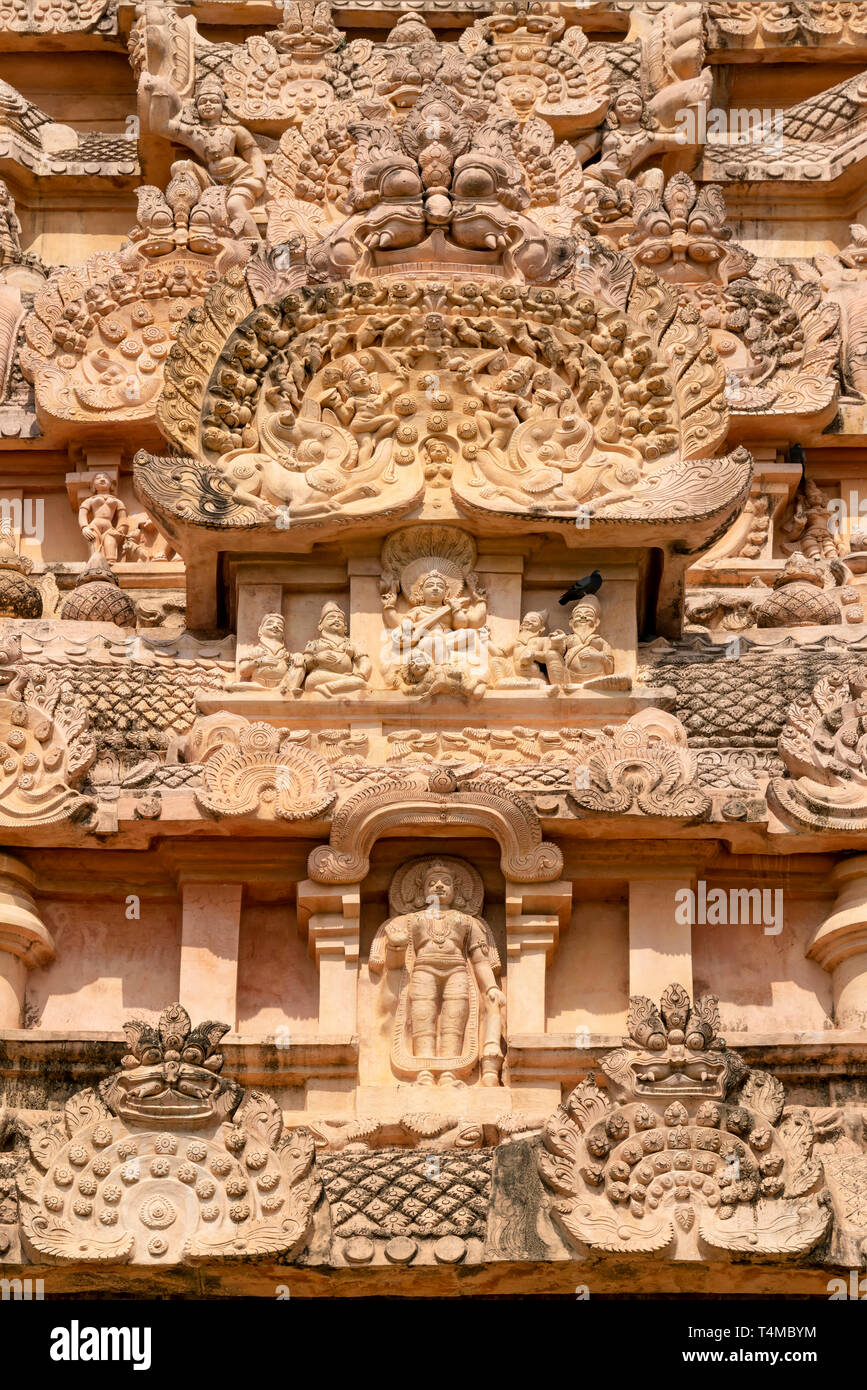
[808,857,867,1030]
[0,853,53,1026]
[296,879,360,1034]
[505,879,572,1035]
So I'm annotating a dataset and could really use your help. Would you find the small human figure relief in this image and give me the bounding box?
[591,83,708,185]
[292,601,371,697]
[77,474,128,562]
[233,604,370,698]
[121,511,177,563]
[491,611,568,688]
[140,72,266,239]
[562,594,618,688]
[234,612,302,692]
[781,479,847,562]
[491,598,621,692]
[217,347,416,522]
[380,526,489,700]
[370,856,505,1088]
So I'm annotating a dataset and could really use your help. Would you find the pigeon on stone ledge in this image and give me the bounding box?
[559,570,603,605]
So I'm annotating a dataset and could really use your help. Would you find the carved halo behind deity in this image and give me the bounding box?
[388,854,485,917]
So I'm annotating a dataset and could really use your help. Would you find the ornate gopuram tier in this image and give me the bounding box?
[3,0,867,1306]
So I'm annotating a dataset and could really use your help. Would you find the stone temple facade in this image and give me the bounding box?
[0,0,867,1300]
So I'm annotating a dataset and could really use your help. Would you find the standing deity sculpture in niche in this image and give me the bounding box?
[77,474,128,562]
[370,856,505,1088]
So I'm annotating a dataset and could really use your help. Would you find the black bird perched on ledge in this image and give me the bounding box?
[787,442,806,468]
[559,570,603,605]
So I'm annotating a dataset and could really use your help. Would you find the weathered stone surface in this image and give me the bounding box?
[3,0,867,1303]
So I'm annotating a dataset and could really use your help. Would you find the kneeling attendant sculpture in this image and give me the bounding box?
[371,857,505,1088]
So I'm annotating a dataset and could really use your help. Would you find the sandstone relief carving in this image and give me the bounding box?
[620,172,840,433]
[234,605,370,697]
[18,1004,320,1264]
[195,719,336,820]
[370,856,505,1088]
[538,983,830,1259]
[0,674,95,827]
[380,526,489,700]
[771,664,867,830]
[21,171,249,439]
[0,524,41,619]
[138,264,749,560]
[570,709,711,820]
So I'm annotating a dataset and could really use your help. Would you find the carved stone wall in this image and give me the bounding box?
[1,0,867,1304]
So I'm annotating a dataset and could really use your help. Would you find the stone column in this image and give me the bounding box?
[0,854,54,1027]
[505,880,572,1033]
[628,866,698,1001]
[296,880,361,1033]
[808,857,867,1029]
[178,881,243,1028]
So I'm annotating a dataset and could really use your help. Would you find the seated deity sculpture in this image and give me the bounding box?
[140,73,266,239]
[370,856,505,1087]
[234,613,302,691]
[381,566,488,699]
[318,355,409,467]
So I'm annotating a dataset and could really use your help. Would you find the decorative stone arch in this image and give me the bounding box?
[306,772,563,885]
[297,772,570,1038]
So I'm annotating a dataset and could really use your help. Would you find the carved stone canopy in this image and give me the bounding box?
[538,984,830,1261]
[308,763,563,884]
[135,245,751,631]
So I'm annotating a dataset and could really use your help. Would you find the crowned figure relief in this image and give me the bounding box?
[380,526,489,699]
[370,856,505,1088]
[140,71,266,238]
